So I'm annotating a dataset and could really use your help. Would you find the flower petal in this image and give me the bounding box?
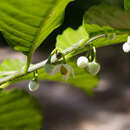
[63,64,75,78]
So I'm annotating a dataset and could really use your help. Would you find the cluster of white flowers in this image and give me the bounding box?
[122,36,130,53]
[77,56,100,75]
[28,46,102,91]
[27,35,130,92]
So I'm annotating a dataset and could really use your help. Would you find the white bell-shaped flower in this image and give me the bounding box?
[122,36,130,53]
[45,63,75,80]
[77,56,88,68]
[29,80,39,92]
[45,64,55,76]
[123,42,130,53]
[87,61,100,75]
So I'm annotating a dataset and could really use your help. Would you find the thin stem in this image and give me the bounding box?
[84,34,106,47]
[0,81,14,89]
[93,46,97,62]
[24,55,31,73]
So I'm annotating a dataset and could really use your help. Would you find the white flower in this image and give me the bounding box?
[77,56,88,68]
[87,61,100,75]
[123,43,130,53]
[122,36,130,53]
[45,64,55,76]
[45,64,75,80]
[28,80,39,92]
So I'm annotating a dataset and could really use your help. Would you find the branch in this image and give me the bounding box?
[0,34,106,87]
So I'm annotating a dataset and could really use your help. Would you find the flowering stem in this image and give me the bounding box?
[0,34,111,87]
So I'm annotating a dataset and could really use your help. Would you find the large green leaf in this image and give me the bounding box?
[0,89,42,130]
[0,0,73,55]
[56,26,89,50]
[124,0,130,10]
[83,24,128,48]
[56,25,128,58]
[84,3,130,30]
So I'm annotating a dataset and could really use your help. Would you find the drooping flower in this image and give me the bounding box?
[77,56,88,68]
[123,43,130,53]
[45,63,75,80]
[28,80,39,92]
[87,61,101,75]
[44,64,56,76]
[122,36,130,53]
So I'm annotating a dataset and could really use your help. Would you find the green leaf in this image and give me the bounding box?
[0,59,25,78]
[0,0,73,55]
[83,24,116,36]
[0,59,99,94]
[0,89,42,130]
[56,25,127,58]
[83,24,128,47]
[84,3,130,30]
[124,0,130,10]
[56,26,89,50]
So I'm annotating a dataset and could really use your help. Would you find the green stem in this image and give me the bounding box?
[24,55,31,73]
[0,81,14,89]
[93,46,97,62]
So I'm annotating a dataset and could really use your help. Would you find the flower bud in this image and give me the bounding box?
[87,61,100,75]
[28,80,39,92]
[122,42,130,53]
[77,56,88,68]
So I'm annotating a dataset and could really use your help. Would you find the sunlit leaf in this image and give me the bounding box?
[0,0,73,55]
[56,26,89,50]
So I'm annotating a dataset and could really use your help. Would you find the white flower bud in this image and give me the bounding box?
[122,42,130,53]
[77,56,88,68]
[28,80,39,92]
[87,61,100,75]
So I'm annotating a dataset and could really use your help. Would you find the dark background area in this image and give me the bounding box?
[0,0,130,130]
